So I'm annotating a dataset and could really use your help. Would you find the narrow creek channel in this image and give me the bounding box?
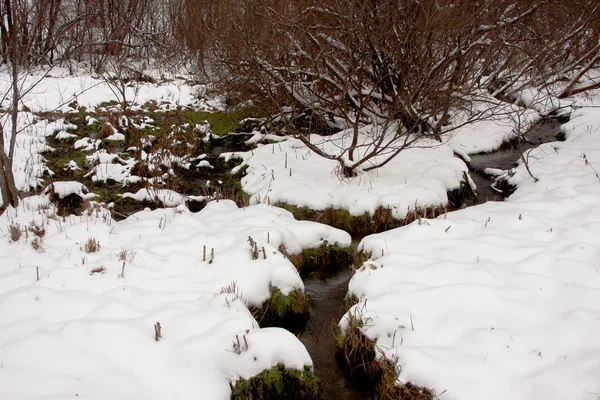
[300,264,375,400]
[465,118,564,206]
[297,117,565,399]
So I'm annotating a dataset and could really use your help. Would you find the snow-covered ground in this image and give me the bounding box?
[240,133,470,219]
[0,198,350,398]
[342,91,600,399]
[2,69,599,399]
[0,67,217,113]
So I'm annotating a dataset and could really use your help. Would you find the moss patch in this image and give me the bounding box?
[182,107,266,136]
[280,241,356,278]
[231,364,320,400]
[251,287,310,333]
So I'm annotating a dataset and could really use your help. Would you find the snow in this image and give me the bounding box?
[44,181,92,199]
[241,128,470,219]
[342,92,600,399]
[444,94,540,156]
[0,68,203,113]
[3,68,600,399]
[0,198,350,398]
[121,188,187,207]
[54,130,77,140]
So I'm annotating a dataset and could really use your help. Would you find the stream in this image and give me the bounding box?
[298,117,565,399]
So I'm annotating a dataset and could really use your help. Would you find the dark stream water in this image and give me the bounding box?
[465,118,563,206]
[300,267,375,400]
[298,118,564,399]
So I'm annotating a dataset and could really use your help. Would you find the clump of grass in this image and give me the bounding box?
[215,280,244,301]
[275,202,452,237]
[337,309,435,399]
[31,237,42,251]
[251,286,310,333]
[118,248,136,262]
[231,364,320,400]
[83,237,100,253]
[9,224,22,242]
[377,358,434,400]
[28,221,45,238]
[336,312,381,386]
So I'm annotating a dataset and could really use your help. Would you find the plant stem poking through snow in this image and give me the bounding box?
[154,322,162,342]
[582,153,600,182]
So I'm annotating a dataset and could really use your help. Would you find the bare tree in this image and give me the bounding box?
[182,0,599,177]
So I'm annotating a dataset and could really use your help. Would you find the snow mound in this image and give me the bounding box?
[241,129,469,219]
[444,94,540,156]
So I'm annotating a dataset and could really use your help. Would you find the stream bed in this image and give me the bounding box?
[300,267,374,400]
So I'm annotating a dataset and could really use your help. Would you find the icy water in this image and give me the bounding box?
[300,267,375,400]
[299,118,564,399]
[466,118,563,206]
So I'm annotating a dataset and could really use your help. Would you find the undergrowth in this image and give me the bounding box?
[251,287,310,333]
[231,364,319,400]
[275,203,447,237]
[336,310,435,399]
[280,241,355,277]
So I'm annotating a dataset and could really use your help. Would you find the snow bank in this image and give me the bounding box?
[0,199,350,398]
[444,95,540,156]
[241,129,469,219]
[343,93,600,399]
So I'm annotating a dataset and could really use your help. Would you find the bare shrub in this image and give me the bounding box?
[183,0,600,176]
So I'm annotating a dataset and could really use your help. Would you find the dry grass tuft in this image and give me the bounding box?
[90,266,106,274]
[28,221,46,238]
[83,237,100,253]
[377,358,434,400]
[9,224,22,242]
[31,237,42,251]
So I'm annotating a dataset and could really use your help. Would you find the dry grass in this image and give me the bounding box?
[90,266,106,274]
[83,237,100,253]
[338,308,435,399]
[99,121,116,139]
[28,221,46,238]
[118,248,136,262]
[9,224,22,242]
[215,280,244,299]
[377,358,434,400]
[31,237,42,251]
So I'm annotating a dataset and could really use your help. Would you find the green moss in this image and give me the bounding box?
[231,365,320,400]
[281,241,356,277]
[251,287,310,333]
[182,107,266,136]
